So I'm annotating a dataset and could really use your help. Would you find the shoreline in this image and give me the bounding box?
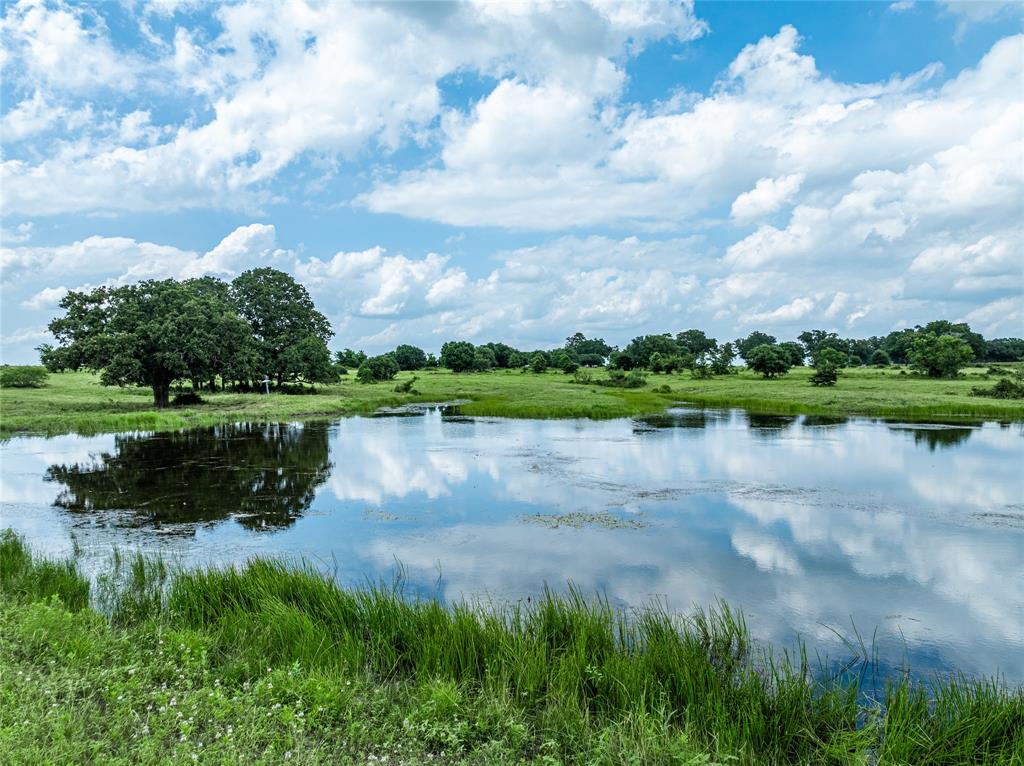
[2,367,1022,438]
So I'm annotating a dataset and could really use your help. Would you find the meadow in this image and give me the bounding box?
[1,364,1022,437]
[2,531,1022,765]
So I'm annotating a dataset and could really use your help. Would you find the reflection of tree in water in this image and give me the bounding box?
[745,413,798,438]
[908,427,974,451]
[45,423,331,531]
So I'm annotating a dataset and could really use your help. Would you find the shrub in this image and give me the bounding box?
[747,344,791,379]
[529,353,548,374]
[652,384,671,393]
[356,354,400,383]
[809,366,839,386]
[572,369,593,385]
[440,341,476,372]
[0,365,49,388]
[870,349,891,367]
[394,376,419,394]
[170,391,204,406]
[595,369,647,388]
[908,333,974,378]
[971,378,1024,399]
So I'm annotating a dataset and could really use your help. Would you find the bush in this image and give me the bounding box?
[595,369,647,388]
[747,344,791,379]
[870,349,891,367]
[170,391,204,406]
[394,376,419,394]
[972,378,1024,399]
[908,333,974,378]
[529,353,548,374]
[652,384,671,393]
[356,354,400,383]
[440,341,476,372]
[572,369,593,385]
[0,365,49,388]
[809,366,838,386]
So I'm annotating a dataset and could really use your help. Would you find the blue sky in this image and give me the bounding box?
[1,0,1021,362]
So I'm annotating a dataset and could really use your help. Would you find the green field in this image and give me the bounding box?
[1,365,1022,437]
[2,531,1021,765]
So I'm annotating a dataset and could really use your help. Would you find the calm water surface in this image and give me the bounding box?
[2,407,1022,684]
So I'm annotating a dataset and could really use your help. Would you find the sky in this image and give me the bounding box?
[1,0,1022,362]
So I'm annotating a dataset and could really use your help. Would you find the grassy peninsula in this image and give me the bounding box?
[2,531,1022,765]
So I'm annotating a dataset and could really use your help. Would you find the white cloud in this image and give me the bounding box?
[1,0,143,92]
[730,174,805,224]
[0,0,705,216]
[365,29,1020,233]
[20,285,68,310]
[744,296,816,325]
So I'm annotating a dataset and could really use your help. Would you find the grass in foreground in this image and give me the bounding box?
[2,365,1022,437]
[1,531,1021,765]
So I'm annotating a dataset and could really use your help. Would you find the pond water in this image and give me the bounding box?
[2,407,1022,686]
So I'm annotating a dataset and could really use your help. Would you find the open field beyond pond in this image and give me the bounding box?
[1,366,1022,437]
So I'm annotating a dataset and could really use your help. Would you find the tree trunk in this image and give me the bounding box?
[153,382,170,408]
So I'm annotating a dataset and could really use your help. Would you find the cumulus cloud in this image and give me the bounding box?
[731,174,805,224]
[0,0,704,215]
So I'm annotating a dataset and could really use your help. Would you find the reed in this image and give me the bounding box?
[1,531,1021,764]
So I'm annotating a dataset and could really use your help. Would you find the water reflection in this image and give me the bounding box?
[888,425,976,451]
[44,423,330,531]
[1,409,1022,685]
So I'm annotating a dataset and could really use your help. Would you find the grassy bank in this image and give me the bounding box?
[2,365,1022,437]
[1,531,1022,765]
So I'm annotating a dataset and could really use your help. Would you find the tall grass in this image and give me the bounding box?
[1,530,1022,764]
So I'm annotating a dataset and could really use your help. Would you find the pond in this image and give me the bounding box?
[2,406,1022,686]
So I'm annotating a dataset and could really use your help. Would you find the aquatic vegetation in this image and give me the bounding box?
[520,511,648,529]
[1,531,1021,765]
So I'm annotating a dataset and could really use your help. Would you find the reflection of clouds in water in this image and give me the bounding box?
[731,526,803,575]
[727,493,1024,648]
[3,410,1023,683]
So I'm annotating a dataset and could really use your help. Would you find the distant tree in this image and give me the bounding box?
[908,333,974,378]
[711,342,738,375]
[335,348,367,368]
[676,329,718,356]
[692,352,714,379]
[736,332,777,363]
[281,334,336,384]
[921,320,986,360]
[356,354,400,383]
[507,351,527,368]
[797,330,846,358]
[392,344,427,371]
[424,353,439,368]
[484,342,518,368]
[622,334,680,369]
[811,347,848,370]
[870,349,892,367]
[231,268,333,387]
[529,352,548,374]
[472,347,497,371]
[608,350,637,370]
[566,333,614,358]
[984,338,1024,362]
[778,341,806,367]
[440,341,476,372]
[747,344,791,379]
[880,329,918,364]
[578,353,605,367]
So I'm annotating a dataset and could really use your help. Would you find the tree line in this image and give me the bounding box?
[39,270,1023,401]
[346,322,1023,385]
